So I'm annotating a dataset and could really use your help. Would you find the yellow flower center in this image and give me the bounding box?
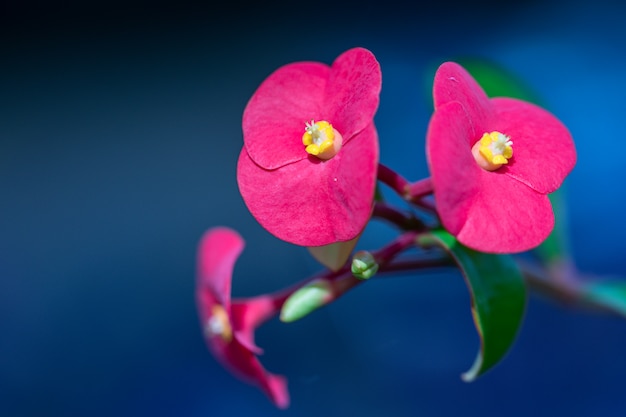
[471,131,513,171]
[302,120,343,160]
[204,304,232,342]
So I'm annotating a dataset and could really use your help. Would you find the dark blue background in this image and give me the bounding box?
[2,1,626,416]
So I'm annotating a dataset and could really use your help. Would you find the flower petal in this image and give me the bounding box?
[195,227,290,409]
[243,62,329,170]
[492,97,577,194]
[427,101,555,253]
[427,101,483,236]
[457,174,555,253]
[196,227,244,309]
[210,336,290,409]
[433,61,492,129]
[231,296,279,355]
[237,124,379,246]
[324,47,382,141]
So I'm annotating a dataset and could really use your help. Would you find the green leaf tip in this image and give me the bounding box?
[419,229,527,382]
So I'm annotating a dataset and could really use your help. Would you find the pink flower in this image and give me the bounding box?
[195,227,289,409]
[426,62,576,253]
[237,47,382,247]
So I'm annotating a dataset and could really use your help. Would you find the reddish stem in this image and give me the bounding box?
[406,177,434,200]
[317,231,423,303]
[377,163,410,197]
[377,163,437,214]
[264,231,438,311]
[372,201,426,231]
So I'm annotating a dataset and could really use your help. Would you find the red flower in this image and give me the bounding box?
[426,62,576,253]
[195,227,289,409]
[237,47,382,247]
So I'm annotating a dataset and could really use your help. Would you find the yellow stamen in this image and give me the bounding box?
[302,120,343,160]
[205,304,232,342]
[471,131,513,171]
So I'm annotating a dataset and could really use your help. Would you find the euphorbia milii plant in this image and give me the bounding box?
[194,48,625,412]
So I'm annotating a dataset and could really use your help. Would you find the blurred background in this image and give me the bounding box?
[1,0,626,416]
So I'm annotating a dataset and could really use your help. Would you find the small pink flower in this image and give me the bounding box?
[195,227,289,409]
[426,62,576,253]
[237,47,382,247]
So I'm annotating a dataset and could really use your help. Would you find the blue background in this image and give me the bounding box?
[1,1,626,416]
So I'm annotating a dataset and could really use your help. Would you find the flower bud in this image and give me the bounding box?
[280,279,333,323]
[351,250,379,280]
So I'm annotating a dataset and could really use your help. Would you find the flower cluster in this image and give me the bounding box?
[196,47,583,408]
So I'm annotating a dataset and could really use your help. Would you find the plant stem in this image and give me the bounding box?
[377,163,437,214]
[314,231,424,303]
[372,201,425,231]
[269,231,453,320]
[377,162,410,197]
[406,177,434,200]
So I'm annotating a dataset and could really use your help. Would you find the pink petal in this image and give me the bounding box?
[324,47,382,141]
[432,61,492,129]
[427,102,556,253]
[426,101,483,236]
[231,296,279,355]
[491,97,577,194]
[196,227,244,309]
[457,173,555,253]
[237,124,379,247]
[263,373,290,410]
[210,336,290,409]
[243,62,329,170]
[195,227,290,409]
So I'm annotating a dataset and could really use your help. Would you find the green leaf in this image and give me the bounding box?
[419,229,527,381]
